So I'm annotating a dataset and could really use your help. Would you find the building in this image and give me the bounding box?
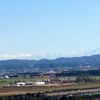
[15,82,25,86]
[32,82,45,85]
[4,75,9,79]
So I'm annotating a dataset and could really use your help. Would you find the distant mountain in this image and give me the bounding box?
[1,47,100,60]
[0,54,100,70]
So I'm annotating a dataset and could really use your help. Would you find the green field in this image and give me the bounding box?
[0,75,100,86]
[0,77,44,85]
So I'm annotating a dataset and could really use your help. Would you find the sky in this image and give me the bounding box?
[0,0,100,59]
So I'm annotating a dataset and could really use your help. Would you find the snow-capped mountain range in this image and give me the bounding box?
[1,47,100,60]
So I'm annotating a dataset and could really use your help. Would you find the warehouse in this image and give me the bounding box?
[32,82,45,86]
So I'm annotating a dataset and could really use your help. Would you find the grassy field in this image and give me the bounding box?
[0,77,44,85]
[90,76,100,80]
[0,75,100,85]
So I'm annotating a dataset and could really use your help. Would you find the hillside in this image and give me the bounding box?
[0,54,100,70]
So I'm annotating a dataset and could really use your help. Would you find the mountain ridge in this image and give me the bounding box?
[0,54,100,70]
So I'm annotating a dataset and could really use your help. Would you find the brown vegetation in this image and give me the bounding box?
[0,83,100,95]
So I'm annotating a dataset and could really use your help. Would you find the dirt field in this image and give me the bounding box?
[0,83,100,95]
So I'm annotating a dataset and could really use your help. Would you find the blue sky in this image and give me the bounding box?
[0,0,100,59]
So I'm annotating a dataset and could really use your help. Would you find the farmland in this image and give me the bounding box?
[0,77,43,86]
[0,75,100,95]
[0,82,100,95]
[0,75,100,85]
[0,71,100,96]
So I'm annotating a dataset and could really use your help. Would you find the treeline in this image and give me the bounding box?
[56,70,100,76]
[0,92,100,100]
[0,92,58,100]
